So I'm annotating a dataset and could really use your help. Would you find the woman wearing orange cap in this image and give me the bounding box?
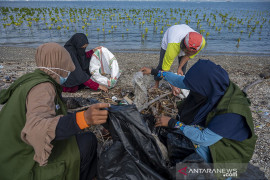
[154,24,206,95]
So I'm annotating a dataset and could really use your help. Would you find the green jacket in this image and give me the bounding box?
[0,70,80,180]
[206,81,257,177]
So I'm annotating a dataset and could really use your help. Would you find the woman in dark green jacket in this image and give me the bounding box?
[0,43,110,180]
[141,59,257,177]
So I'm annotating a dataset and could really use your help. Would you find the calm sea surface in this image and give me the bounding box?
[0,1,270,56]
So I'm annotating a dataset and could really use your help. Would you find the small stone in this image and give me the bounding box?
[252,154,258,159]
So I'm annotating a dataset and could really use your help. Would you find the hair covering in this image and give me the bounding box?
[63,33,91,87]
[184,32,203,52]
[183,59,230,125]
[208,113,250,141]
[182,59,251,141]
[36,42,75,83]
[65,33,89,50]
[177,91,207,125]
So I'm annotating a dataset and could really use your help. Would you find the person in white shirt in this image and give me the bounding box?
[154,24,206,95]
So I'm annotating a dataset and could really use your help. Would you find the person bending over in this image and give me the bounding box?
[155,24,205,95]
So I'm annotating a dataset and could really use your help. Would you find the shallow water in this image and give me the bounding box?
[0,1,270,56]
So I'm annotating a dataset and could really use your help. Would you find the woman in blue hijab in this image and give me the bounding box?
[141,59,256,167]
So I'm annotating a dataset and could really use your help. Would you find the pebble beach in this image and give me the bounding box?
[0,46,269,178]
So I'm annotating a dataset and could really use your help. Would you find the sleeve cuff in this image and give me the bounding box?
[76,111,89,129]
[151,68,159,76]
[168,118,179,128]
[151,69,167,78]
[86,49,94,58]
[83,79,99,91]
[175,121,185,131]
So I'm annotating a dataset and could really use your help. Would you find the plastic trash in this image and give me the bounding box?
[97,107,209,180]
[97,108,267,180]
[142,114,214,179]
[97,105,172,180]
[256,108,270,123]
[132,71,148,110]
[111,96,118,102]
[263,111,270,122]
[180,89,190,98]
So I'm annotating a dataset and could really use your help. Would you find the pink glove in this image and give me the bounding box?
[86,50,94,59]
[83,79,99,91]
[62,86,79,93]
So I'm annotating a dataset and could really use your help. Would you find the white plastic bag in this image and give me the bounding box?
[132,72,148,110]
[89,47,120,88]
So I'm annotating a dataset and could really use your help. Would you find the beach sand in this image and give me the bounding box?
[0,46,270,178]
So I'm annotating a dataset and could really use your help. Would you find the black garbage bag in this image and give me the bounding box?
[142,114,203,165]
[233,163,267,180]
[142,114,267,180]
[165,129,216,180]
[166,129,203,165]
[97,105,172,180]
[142,114,215,179]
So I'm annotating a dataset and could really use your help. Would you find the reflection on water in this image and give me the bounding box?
[0,1,270,56]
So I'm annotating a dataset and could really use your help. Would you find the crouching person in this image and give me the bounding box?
[0,43,110,180]
[141,59,257,177]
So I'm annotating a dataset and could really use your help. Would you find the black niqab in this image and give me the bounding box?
[63,33,91,87]
[177,91,208,125]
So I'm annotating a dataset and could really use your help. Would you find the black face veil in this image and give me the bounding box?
[62,33,90,87]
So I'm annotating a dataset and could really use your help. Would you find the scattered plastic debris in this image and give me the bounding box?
[111,96,118,102]
[256,108,270,123]
[132,71,148,110]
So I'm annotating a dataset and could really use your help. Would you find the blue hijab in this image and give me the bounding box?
[183,60,250,141]
[183,59,230,125]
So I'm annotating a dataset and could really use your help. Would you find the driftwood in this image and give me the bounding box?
[123,96,133,104]
[242,68,270,94]
[150,105,158,116]
[133,72,148,111]
[243,79,264,94]
[67,105,92,112]
[138,92,172,112]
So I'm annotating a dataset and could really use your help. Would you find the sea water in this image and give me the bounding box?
[0,1,269,56]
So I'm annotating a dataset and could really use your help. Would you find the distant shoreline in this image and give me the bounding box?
[112,49,270,57]
[1,45,270,57]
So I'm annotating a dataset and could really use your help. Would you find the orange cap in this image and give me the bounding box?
[184,32,203,52]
